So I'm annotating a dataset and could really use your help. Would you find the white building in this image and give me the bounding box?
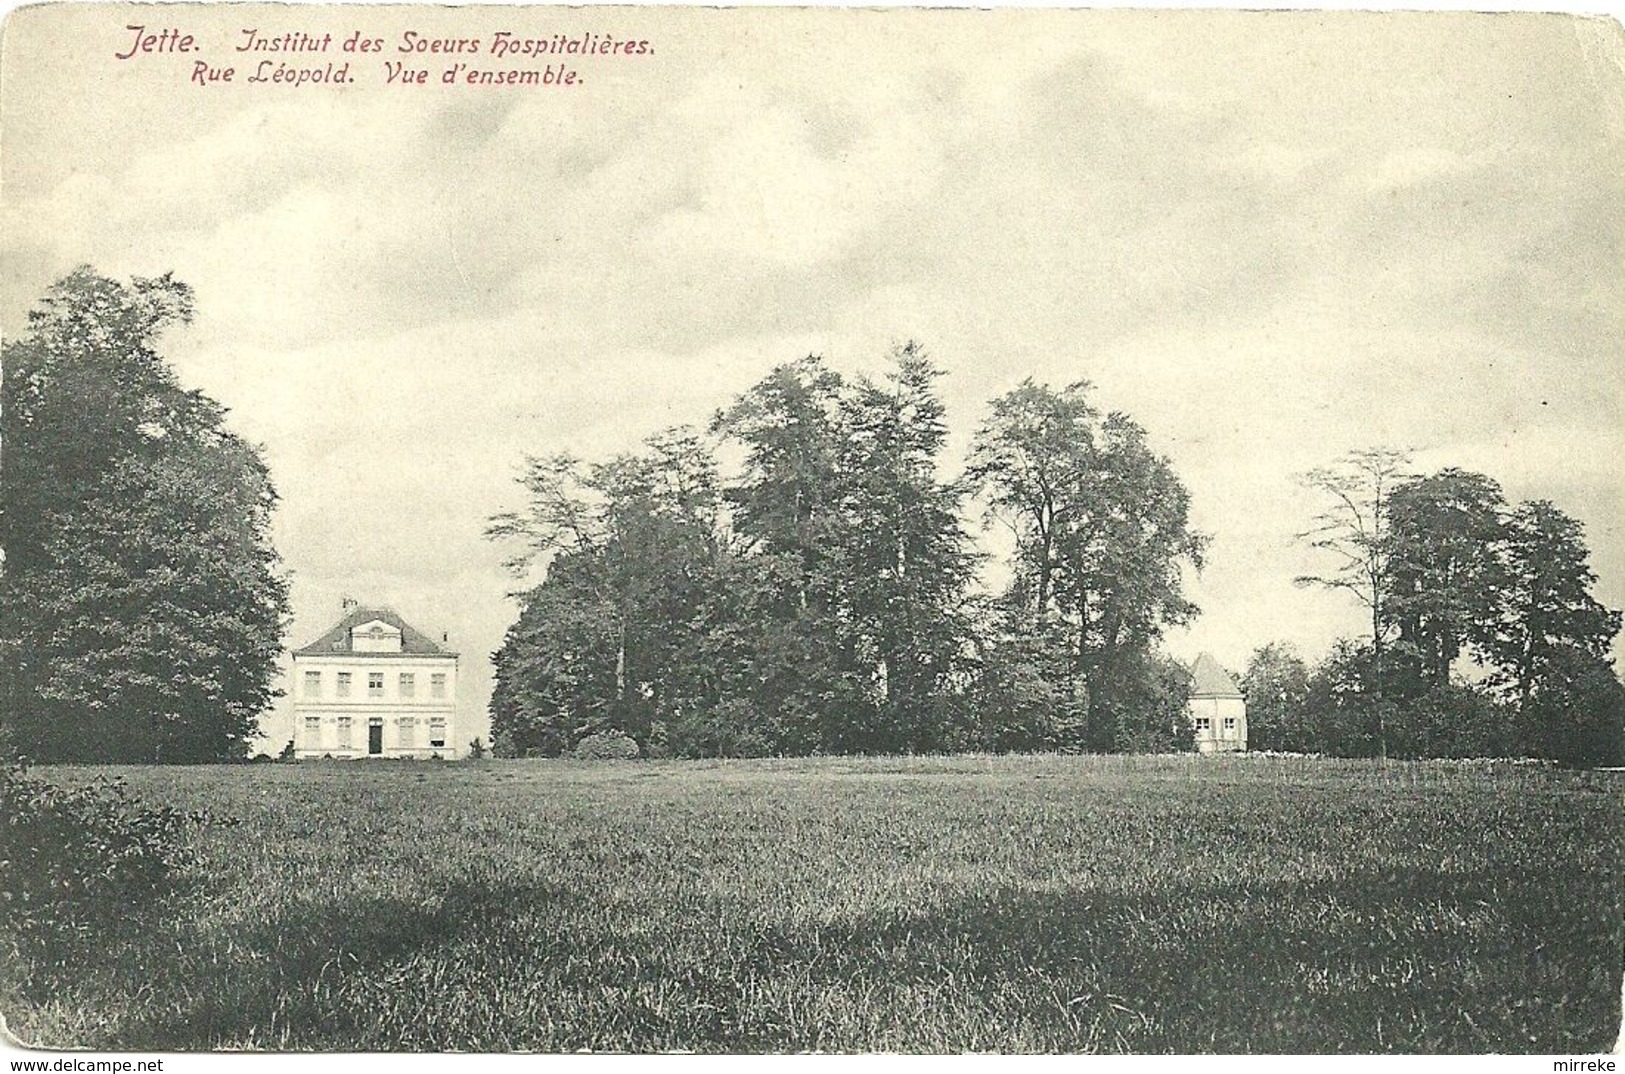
[1188,652,1247,754]
[290,604,459,759]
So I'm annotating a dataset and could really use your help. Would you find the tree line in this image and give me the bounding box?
[1242,451,1623,766]
[2,270,1618,766]
[489,358,1622,766]
[487,347,1210,758]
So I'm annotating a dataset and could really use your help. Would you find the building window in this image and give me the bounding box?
[1195,717,1212,733]
[1223,717,1237,734]
[429,717,446,748]
[303,715,321,739]
[431,673,447,699]
[368,672,384,698]
[399,716,416,749]
[337,716,353,748]
[400,673,415,699]
[336,672,352,698]
[303,670,321,697]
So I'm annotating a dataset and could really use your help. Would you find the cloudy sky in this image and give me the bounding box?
[4,5,1622,749]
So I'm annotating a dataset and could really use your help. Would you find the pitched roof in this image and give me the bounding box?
[1190,652,1243,698]
[292,606,457,658]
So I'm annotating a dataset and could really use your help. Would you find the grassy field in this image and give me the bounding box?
[3,754,1620,1053]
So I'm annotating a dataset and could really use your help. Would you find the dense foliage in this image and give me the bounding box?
[0,763,200,993]
[0,269,290,762]
[490,362,1621,765]
[489,347,1205,757]
[1286,452,1624,765]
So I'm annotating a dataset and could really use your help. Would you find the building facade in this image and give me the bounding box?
[290,604,458,759]
[1188,652,1247,754]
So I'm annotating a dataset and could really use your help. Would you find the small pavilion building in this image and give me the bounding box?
[1188,652,1247,754]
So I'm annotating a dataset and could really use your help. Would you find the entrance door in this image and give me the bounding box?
[368,721,383,755]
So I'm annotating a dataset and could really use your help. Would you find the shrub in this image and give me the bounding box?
[572,730,641,761]
[0,763,202,991]
[467,737,487,760]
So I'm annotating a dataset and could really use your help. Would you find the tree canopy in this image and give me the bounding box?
[1,268,289,763]
[1294,452,1622,766]
[489,347,1203,758]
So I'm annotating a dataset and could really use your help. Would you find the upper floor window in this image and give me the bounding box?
[431,673,447,699]
[400,673,416,699]
[336,672,352,698]
[368,672,384,698]
[303,670,321,697]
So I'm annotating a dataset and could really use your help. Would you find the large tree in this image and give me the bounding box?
[830,343,978,752]
[1489,500,1620,713]
[969,381,1206,751]
[710,355,846,614]
[486,428,744,754]
[706,357,858,753]
[494,344,982,757]
[1382,468,1508,692]
[1295,448,1413,759]
[1,268,289,762]
[967,380,1098,622]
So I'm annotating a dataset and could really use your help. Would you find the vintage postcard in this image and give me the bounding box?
[1,2,1622,1061]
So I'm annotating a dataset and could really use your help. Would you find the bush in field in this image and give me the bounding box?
[573,730,641,761]
[0,763,200,990]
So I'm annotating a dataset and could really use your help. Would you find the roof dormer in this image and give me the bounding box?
[350,618,404,654]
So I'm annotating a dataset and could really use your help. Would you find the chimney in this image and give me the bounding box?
[341,596,359,614]
[441,632,449,643]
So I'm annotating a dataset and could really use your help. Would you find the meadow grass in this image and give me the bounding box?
[3,753,1619,1053]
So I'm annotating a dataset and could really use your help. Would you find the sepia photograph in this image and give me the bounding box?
[1,1,1622,1057]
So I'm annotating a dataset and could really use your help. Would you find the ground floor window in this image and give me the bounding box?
[1223,717,1237,733]
[337,716,353,748]
[398,716,416,749]
[303,715,321,740]
[429,717,446,748]
[1194,717,1212,733]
